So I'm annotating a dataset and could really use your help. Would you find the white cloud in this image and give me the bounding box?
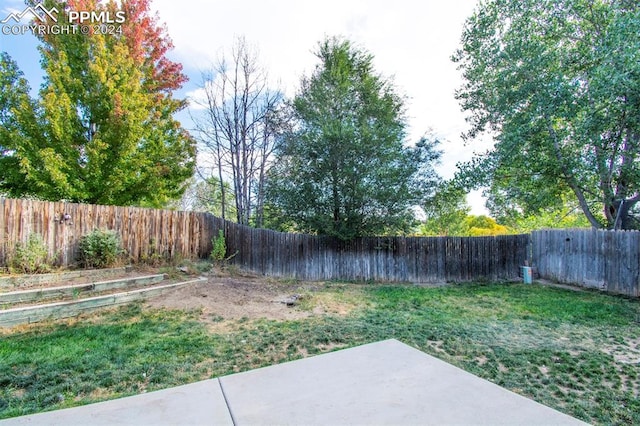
[185,87,207,111]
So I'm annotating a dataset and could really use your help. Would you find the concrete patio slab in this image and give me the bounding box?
[1,339,588,425]
[220,339,587,425]
[0,379,233,426]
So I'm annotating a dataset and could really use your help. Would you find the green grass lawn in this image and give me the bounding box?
[1,281,639,425]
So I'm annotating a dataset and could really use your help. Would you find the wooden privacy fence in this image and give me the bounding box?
[3,198,640,295]
[0,198,215,267]
[532,229,640,297]
[0,198,529,283]
[217,219,528,282]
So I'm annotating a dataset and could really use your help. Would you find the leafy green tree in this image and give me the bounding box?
[453,0,640,229]
[0,53,38,197]
[507,205,591,233]
[0,0,195,207]
[463,215,510,236]
[419,180,471,236]
[191,177,237,219]
[166,176,238,217]
[266,37,440,239]
[418,213,510,237]
[418,183,511,236]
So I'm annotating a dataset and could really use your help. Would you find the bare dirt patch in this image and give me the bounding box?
[144,272,363,326]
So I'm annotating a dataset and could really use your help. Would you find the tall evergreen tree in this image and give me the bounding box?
[266,37,440,240]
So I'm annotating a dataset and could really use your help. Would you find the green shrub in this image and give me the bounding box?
[210,230,227,264]
[78,229,123,268]
[11,233,54,274]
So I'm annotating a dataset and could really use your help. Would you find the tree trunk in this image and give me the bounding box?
[546,117,603,229]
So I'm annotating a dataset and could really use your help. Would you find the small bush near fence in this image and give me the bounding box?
[9,233,55,274]
[210,229,227,265]
[78,229,123,269]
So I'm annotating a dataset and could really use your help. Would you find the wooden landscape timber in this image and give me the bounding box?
[0,266,130,290]
[0,277,206,327]
[0,274,166,305]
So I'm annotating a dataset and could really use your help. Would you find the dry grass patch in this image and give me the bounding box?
[1,280,639,425]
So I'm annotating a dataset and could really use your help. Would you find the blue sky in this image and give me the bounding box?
[0,6,42,92]
[0,0,490,213]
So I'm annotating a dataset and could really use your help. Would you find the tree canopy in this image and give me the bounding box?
[0,0,195,207]
[266,37,440,240]
[453,0,640,229]
[419,180,471,236]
